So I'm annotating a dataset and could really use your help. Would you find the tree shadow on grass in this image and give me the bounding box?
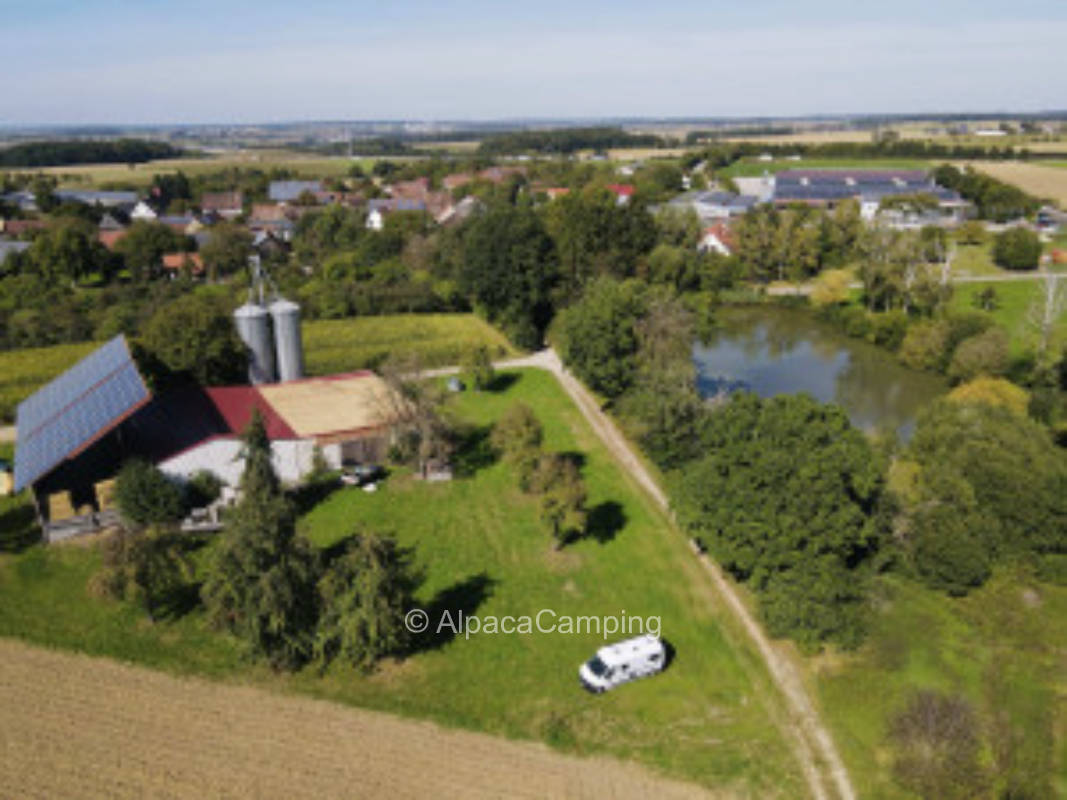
[585,500,626,544]
[558,451,587,471]
[0,502,41,553]
[409,572,496,654]
[289,476,344,516]
[451,424,498,478]
[152,532,214,621]
[485,372,519,393]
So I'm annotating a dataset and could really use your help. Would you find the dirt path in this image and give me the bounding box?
[490,350,855,800]
[0,638,724,800]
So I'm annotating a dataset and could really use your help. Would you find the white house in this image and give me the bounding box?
[129,200,158,221]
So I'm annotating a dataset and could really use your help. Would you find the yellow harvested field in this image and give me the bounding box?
[966,161,1067,207]
[721,131,875,145]
[605,147,696,160]
[0,638,724,800]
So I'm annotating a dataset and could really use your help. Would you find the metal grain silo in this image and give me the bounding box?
[270,298,304,382]
[234,302,276,384]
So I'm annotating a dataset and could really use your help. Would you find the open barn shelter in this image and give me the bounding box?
[13,336,406,541]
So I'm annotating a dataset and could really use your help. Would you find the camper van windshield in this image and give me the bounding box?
[587,656,609,677]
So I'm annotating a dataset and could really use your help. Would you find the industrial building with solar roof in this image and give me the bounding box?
[14,333,407,542]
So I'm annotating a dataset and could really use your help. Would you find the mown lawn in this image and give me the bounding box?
[949,279,1067,355]
[0,368,804,797]
[815,571,1067,800]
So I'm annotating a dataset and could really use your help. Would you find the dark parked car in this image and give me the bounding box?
[341,463,384,486]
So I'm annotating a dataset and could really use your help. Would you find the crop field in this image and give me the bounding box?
[718,158,932,178]
[0,368,804,796]
[0,638,723,800]
[302,313,519,375]
[0,341,98,423]
[0,314,515,423]
[966,161,1067,207]
[1,150,387,189]
[815,572,1067,800]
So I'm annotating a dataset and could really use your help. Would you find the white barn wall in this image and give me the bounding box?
[159,437,334,487]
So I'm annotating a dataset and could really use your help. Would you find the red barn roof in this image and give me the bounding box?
[204,386,297,440]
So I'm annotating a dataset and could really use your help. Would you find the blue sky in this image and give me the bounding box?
[2,0,1066,124]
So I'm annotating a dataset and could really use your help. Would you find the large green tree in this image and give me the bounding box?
[137,289,246,386]
[201,413,320,669]
[551,277,644,398]
[28,218,111,284]
[903,400,1067,589]
[314,532,416,671]
[672,393,886,648]
[199,222,253,281]
[115,221,188,282]
[460,202,558,348]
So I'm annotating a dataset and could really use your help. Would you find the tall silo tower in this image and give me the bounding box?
[270,298,304,382]
[233,302,276,384]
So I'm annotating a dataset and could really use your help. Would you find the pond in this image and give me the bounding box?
[693,306,947,438]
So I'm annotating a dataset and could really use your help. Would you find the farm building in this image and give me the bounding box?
[13,335,407,541]
[771,169,970,223]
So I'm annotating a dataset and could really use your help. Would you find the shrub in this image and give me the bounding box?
[911,506,993,596]
[992,227,1042,271]
[462,344,495,390]
[888,691,987,800]
[810,268,852,307]
[114,460,184,527]
[946,376,1030,417]
[183,469,222,509]
[869,310,909,351]
[946,328,1010,383]
[898,320,950,371]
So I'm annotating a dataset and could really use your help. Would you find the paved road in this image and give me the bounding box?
[475,350,855,800]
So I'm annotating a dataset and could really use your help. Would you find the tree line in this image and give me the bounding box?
[477,127,668,155]
[0,138,185,168]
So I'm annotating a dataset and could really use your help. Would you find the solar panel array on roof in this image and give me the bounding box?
[14,336,150,492]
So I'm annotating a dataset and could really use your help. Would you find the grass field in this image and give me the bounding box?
[302,313,518,375]
[951,243,1000,277]
[814,571,1067,800]
[0,314,517,423]
[0,368,804,796]
[949,279,1067,355]
[0,638,721,800]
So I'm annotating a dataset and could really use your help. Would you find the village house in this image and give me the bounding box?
[442,173,474,192]
[698,222,736,256]
[199,191,244,219]
[268,180,324,204]
[161,252,205,277]
[606,184,636,206]
[366,198,427,230]
[129,200,159,221]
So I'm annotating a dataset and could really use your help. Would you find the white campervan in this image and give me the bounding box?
[578,634,666,693]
